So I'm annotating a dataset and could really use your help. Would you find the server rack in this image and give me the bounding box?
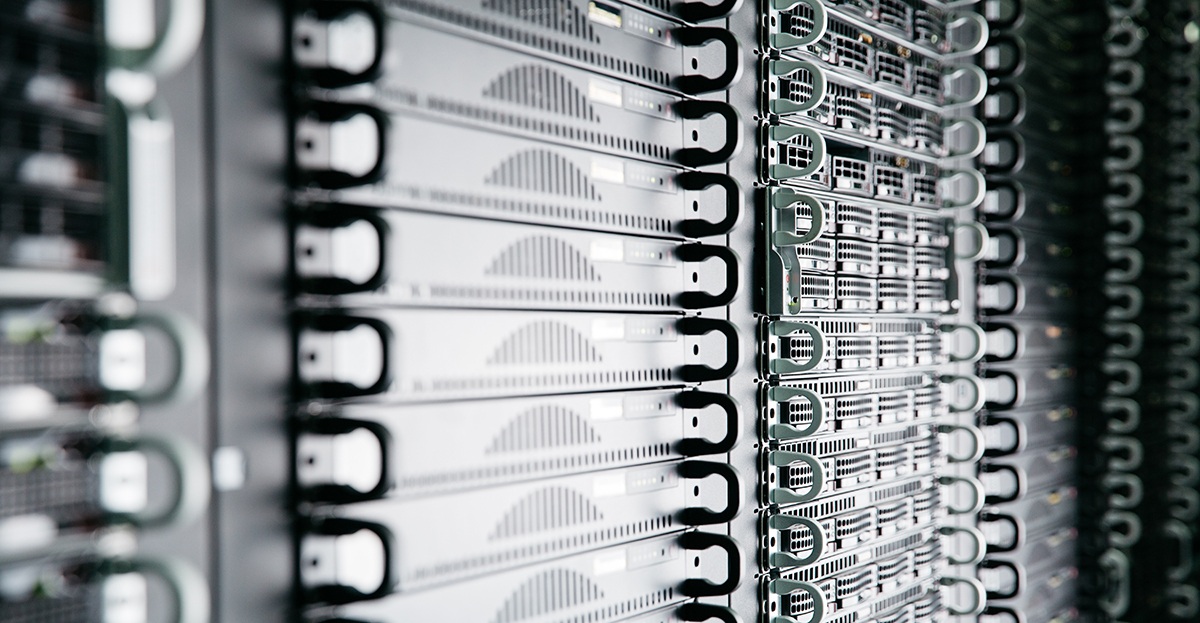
[9,1,1200,623]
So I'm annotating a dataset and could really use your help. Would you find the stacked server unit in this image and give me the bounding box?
[753,2,991,623]
[0,2,212,623]
[286,1,747,622]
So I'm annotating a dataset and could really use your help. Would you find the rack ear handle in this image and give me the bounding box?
[982,416,1021,457]
[677,318,739,382]
[940,474,985,514]
[677,461,741,524]
[770,189,825,246]
[768,452,825,504]
[677,603,743,623]
[675,100,742,167]
[678,532,742,597]
[676,391,740,456]
[982,606,1026,623]
[103,311,210,405]
[941,574,988,614]
[293,206,391,295]
[294,102,389,189]
[769,322,825,375]
[767,386,824,439]
[939,423,985,464]
[96,557,211,623]
[297,417,393,503]
[293,1,386,87]
[768,579,825,623]
[302,518,396,604]
[981,560,1022,599]
[941,525,987,565]
[99,436,210,530]
[294,313,393,398]
[676,172,742,238]
[672,28,743,94]
[1102,510,1142,548]
[980,463,1023,505]
[767,0,828,49]
[677,244,740,309]
[767,125,826,180]
[1099,549,1132,618]
[1162,519,1194,583]
[978,511,1022,553]
[767,514,824,568]
[768,59,827,115]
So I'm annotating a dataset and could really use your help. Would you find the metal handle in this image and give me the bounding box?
[292,206,391,295]
[978,559,1020,600]
[99,435,211,529]
[981,463,1023,505]
[677,318,740,382]
[676,172,742,238]
[1099,549,1132,618]
[302,518,396,604]
[1163,520,1194,582]
[942,374,986,413]
[940,576,987,616]
[294,314,393,398]
[676,391,740,456]
[296,417,393,503]
[768,60,827,115]
[104,311,210,405]
[939,423,985,463]
[771,189,825,246]
[946,11,990,57]
[945,64,988,107]
[769,322,825,375]
[672,28,743,94]
[293,1,385,87]
[941,525,986,565]
[944,116,987,159]
[978,512,1022,553]
[768,0,828,49]
[768,514,825,568]
[768,452,825,504]
[674,0,743,22]
[678,532,742,597]
[677,244,740,309]
[675,100,742,167]
[294,102,389,189]
[768,579,825,623]
[940,475,985,515]
[942,322,986,363]
[768,125,826,180]
[767,386,824,439]
[940,168,988,210]
[677,461,741,524]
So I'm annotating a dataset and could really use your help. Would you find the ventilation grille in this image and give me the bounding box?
[485,150,600,200]
[488,321,602,365]
[485,236,600,281]
[0,467,97,520]
[492,568,603,623]
[484,65,599,121]
[490,486,603,539]
[481,0,599,42]
[487,404,601,453]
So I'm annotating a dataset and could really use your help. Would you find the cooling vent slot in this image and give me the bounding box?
[491,568,604,623]
[481,0,600,42]
[485,150,601,200]
[486,404,601,453]
[487,321,603,365]
[483,65,599,121]
[490,486,604,539]
[484,236,601,281]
